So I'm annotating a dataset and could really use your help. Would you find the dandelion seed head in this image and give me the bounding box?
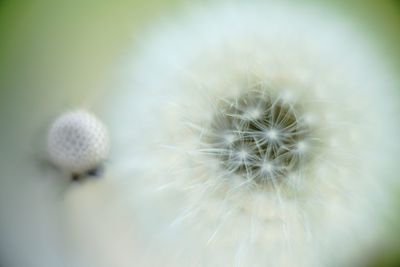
[107,2,400,267]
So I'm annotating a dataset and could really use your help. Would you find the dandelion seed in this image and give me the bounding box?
[266,128,279,140]
[296,141,307,153]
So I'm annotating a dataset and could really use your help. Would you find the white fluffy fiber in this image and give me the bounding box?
[107,2,400,266]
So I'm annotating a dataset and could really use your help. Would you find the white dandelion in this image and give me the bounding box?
[107,1,400,267]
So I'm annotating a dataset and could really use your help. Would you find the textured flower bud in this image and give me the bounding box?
[47,110,109,174]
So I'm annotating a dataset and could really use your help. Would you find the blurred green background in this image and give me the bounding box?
[0,0,399,266]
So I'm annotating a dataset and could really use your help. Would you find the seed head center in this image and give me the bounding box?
[207,89,312,183]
